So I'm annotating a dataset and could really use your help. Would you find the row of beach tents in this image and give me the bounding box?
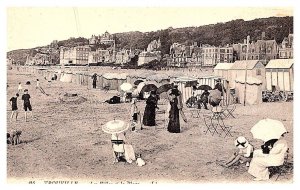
[17,66,228,104]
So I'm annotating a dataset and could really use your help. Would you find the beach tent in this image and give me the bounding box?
[265,59,293,92]
[235,77,262,105]
[229,60,266,89]
[173,76,198,104]
[60,72,73,83]
[102,73,128,91]
[214,63,234,83]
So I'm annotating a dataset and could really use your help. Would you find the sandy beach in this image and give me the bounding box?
[6,68,293,184]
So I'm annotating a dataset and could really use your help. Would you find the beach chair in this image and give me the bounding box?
[221,103,236,119]
[203,111,233,137]
[269,148,292,181]
[203,114,218,136]
[189,108,201,118]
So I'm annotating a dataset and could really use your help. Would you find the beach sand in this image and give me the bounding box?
[6,68,293,184]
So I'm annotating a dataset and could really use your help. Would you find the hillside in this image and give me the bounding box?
[7,16,293,65]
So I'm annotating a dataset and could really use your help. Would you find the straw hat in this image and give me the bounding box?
[234,136,249,149]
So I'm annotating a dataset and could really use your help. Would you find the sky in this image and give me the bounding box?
[7,7,293,51]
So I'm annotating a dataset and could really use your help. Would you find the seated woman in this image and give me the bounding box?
[111,132,136,164]
[248,134,288,181]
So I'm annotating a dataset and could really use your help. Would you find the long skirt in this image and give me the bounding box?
[142,105,156,126]
[167,107,180,133]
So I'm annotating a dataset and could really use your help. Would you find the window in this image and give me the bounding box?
[256,69,261,76]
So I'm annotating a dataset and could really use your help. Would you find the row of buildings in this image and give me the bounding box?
[167,33,293,67]
[23,31,293,67]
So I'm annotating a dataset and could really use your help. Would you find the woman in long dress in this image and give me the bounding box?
[248,136,288,181]
[142,91,158,126]
[167,89,187,133]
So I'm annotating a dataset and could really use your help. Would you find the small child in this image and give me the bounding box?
[9,93,19,122]
[221,136,254,167]
[17,82,22,93]
[130,98,142,131]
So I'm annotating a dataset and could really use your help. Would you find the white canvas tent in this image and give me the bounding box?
[229,60,266,89]
[214,63,233,82]
[173,76,198,104]
[265,59,294,92]
[235,77,262,105]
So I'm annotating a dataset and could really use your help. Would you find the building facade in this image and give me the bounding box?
[60,45,91,65]
[278,34,293,59]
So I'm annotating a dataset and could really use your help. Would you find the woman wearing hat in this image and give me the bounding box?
[167,89,187,133]
[142,91,158,127]
[219,136,253,167]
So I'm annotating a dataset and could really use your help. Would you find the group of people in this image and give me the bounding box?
[9,87,33,122]
[187,78,226,110]
[219,133,288,181]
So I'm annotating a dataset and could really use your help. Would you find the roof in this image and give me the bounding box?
[265,59,294,69]
[235,76,262,85]
[230,60,262,70]
[214,63,234,70]
[102,73,128,80]
[174,76,198,82]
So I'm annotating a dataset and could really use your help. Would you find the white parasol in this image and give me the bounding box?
[102,119,129,134]
[250,118,287,142]
[120,83,133,92]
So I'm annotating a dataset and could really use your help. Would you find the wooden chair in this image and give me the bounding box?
[111,139,126,162]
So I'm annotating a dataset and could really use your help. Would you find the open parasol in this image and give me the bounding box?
[102,119,129,134]
[134,80,144,85]
[250,118,287,142]
[140,84,158,94]
[120,83,133,92]
[157,83,174,94]
[197,85,212,91]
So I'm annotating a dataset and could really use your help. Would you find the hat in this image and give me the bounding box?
[234,136,249,149]
[215,78,221,82]
[24,89,28,92]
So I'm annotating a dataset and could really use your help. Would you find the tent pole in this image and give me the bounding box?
[243,36,250,106]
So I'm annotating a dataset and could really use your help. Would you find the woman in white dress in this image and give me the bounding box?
[248,135,288,181]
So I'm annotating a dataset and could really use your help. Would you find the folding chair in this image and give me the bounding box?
[190,108,201,118]
[203,114,218,136]
[221,103,236,119]
[103,85,110,93]
[269,148,292,181]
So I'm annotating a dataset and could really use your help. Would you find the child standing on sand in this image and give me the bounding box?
[9,93,19,122]
[22,89,33,122]
[17,82,22,93]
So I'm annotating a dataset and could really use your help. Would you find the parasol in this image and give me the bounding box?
[157,83,174,94]
[140,84,158,94]
[134,80,144,85]
[197,85,212,91]
[250,118,287,142]
[120,83,133,92]
[102,119,129,134]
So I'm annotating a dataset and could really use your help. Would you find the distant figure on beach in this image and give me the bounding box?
[208,88,222,107]
[9,93,19,122]
[214,78,226,96]
[219,136,253,168]
[91,73,97,89]
[36,79,47,95]
[130,98,142,131]
[18,82,22,93]
[197,90,210,109]
[167,89,187,133]
[142,91,158,127]
[22,89,33,122]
